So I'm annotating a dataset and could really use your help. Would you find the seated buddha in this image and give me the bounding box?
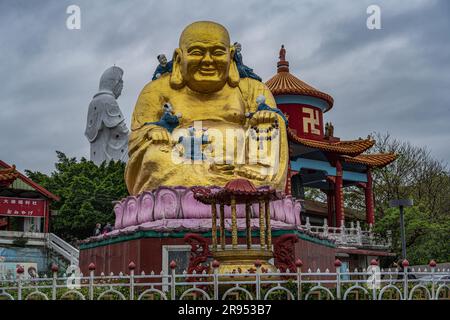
[125,21,288,195]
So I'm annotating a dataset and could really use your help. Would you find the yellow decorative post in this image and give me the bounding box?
[220,204,225,250]
[259,200,266,248]
[211,201,217,250]
[231,196,238,249]
[245,203,252,249]
[191,179,282,275]
[265,200,272,249]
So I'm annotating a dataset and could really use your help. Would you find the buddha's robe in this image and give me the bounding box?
[125,74,288,195]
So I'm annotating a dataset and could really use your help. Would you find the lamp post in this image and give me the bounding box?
[389,199,413,260]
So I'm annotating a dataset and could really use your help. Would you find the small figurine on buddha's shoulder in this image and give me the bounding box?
[152,54,173,80]
[233,42,262,82]
[145,103,181,133]
[246,95,288,125]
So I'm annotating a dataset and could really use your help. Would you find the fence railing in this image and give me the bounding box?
[1,259,448,300]
[47,233,79,266]
[0,230,47,246]
[299,218,392,249]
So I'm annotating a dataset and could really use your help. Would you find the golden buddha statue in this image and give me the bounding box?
[125,21,288,195]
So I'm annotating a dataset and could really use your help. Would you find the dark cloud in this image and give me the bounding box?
[1,0,449,174]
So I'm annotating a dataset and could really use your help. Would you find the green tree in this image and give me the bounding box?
[361,133,449,264]
[304,132,449,264]
[26,151,128,242]
[374,207,450,264]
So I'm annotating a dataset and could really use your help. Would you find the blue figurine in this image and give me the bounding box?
[178,127,209,160]
[152,54,173,80]
[233,42,262,82]
[247,95,288,125]
[145,103,181,133]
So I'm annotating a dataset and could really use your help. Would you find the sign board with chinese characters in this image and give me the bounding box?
[0,197,46,217]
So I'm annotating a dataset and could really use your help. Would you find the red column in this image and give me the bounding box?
[335,160,344,227]
[365,170,375,225]
[285,163,292,195]
[44,200,50,233]
[326,191,335,227]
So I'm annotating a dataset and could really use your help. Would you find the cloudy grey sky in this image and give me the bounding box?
[1,0,449,174]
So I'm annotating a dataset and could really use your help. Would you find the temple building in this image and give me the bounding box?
[0,160,58,234]
[266,46,397,228]
[0,160,78,276]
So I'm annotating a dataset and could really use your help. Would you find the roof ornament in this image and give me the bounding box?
[277,44,289,73]
[325,122,334,138]
[279,44,286,61]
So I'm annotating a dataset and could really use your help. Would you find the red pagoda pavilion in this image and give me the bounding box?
[266,46,397,228]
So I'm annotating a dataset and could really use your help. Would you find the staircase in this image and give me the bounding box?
[46,233,79,266]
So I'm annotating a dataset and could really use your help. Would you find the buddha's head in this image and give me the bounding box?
[170,21,239,93]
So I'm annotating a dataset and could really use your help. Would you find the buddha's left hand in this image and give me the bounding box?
[248,111,277,126]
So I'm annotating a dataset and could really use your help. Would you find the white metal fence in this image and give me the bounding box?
[300,218,392,249]
[0,260,448,300]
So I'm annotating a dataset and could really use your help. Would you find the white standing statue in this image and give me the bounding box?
[85,66,129,165]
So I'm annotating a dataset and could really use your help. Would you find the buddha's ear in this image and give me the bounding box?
[228,46,240,87]
[170,48,185,89]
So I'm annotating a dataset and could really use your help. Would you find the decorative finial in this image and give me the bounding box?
[325,122,334,138]
[279,44,286,61]
[277,44,289,73]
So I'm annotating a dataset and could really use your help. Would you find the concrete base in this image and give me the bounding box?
[79,230,337,276]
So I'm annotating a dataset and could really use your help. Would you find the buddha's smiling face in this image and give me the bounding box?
[179,22,232,93]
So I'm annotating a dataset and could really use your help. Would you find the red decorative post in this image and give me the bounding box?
[365,169,375,225]
[51,263,59,273]
[285,164,292,195]
[212,260,220,269]
[334,160,344,227]
[326,190,335,227]
[334,258,342,268]
[16,265,25,275]
[429,260,437,268]
[44,201,50,233]
[88,262,96,271]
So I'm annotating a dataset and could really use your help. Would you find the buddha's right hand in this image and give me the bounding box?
[147,128,171,144]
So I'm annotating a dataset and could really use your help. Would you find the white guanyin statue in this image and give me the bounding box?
[85,66,129,165]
